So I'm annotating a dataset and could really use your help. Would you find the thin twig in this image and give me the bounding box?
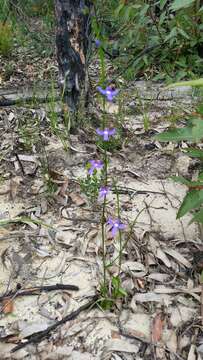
[0,283,79,302]
[11,295,98,352]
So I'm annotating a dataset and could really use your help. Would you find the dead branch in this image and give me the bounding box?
[11,295,98,352]
[0,283,79,302]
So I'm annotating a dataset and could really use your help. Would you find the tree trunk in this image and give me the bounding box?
[54,0,91,114]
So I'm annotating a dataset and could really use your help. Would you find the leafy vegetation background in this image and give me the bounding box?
[0,0,203,82]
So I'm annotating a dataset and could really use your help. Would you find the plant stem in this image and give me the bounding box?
[101,148,108,292]
[106,206,146,268]
[114,182,122,274]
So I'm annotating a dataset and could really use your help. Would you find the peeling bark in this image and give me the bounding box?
[54,0,91,113]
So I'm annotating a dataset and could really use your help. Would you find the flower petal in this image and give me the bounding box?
[107,218,114,226]
[96,128,104,136]
[108,128,116,136]
[103,132,109,141]
[97,87,106,96]
[88,167,94,175]
[112,89,119,97]
[111,226,118,237]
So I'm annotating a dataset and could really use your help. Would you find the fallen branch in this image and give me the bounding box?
[0,94,60,107]
[11,295,98,352]
[0,283,79,302]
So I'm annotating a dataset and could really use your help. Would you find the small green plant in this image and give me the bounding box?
[17,115,40,151]
[80,171,102,203]
[156,78,203,224]
[48,81,69,151]
[94,1,203,81]
[3,62,14,80]
[0,22,13,56]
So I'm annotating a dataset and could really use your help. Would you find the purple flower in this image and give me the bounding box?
[95,39,101,48]
[96,128,116,141]
[97,86,119,102]
[107,218,125,237]
[99,186,110,199]
[88,160,103,175]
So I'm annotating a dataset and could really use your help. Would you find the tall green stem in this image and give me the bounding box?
[101,148,108,292]
[114,183,122,274]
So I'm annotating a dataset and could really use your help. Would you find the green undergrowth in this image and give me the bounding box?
[93,0,203,82]
[0,0,54,57]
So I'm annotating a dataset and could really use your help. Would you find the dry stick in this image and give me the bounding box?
[0,284,79,302]
[0,94,60,107]
[11,295,98,353]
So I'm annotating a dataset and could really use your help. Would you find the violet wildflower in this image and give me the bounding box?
[99,186,110,199]
[95,39,101,48]
[96,128,116,141]
[107,218,125,237]
[88,160,103,175]
[97,86,119,102]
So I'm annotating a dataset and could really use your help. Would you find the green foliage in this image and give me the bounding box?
[96,128,123,152]
[80,172,102,203]
[156,78,203,224]
[0,22,13,56]
[170,0,195,11]
[94,0,203,80]
[156,117,203,142]
[0,0,54,57]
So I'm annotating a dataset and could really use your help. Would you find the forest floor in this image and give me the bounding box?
[0,35,203,360]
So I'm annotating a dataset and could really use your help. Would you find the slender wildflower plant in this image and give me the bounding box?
[80,36,128,308]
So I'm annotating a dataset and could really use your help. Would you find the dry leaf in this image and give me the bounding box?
[69,192,86,206]
[58,179,69,197]
[151,312,164,342]
[156,248,171,268]
[111,330,121,339]
[148,273,169,282]
[121,261,147,277]
[187,344,196,360]
[102,339,139,355]
[133,292,171,305]
[2,298,14,314]
[9,176,22,201]
[164,248,192,268]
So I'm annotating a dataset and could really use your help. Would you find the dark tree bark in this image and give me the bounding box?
[54,0,92,114]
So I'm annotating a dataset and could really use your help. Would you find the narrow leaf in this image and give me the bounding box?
[190,208,203,224]
[170,0,195,11]
[166,78,203,88]
[177,190,203,218]
[155,127,193,142]
[184,148,203,159]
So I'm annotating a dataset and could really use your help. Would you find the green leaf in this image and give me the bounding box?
[184,148,203,159]
[170,0,195,11]
[171,176,192,186]
[117,287,128,297]
[177,27,190,40]
[156,118,203,143]
[114,3,125,17]
[191,118,203,142]
[160,0,168,10]
[172,175,203,188]
[112,276,120,289]
[197,104,203,115]
[155,126,193,142]
[165,27,177,42]
[190,208,203,224]
[166,78,203,88]
[177,190,203,218]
